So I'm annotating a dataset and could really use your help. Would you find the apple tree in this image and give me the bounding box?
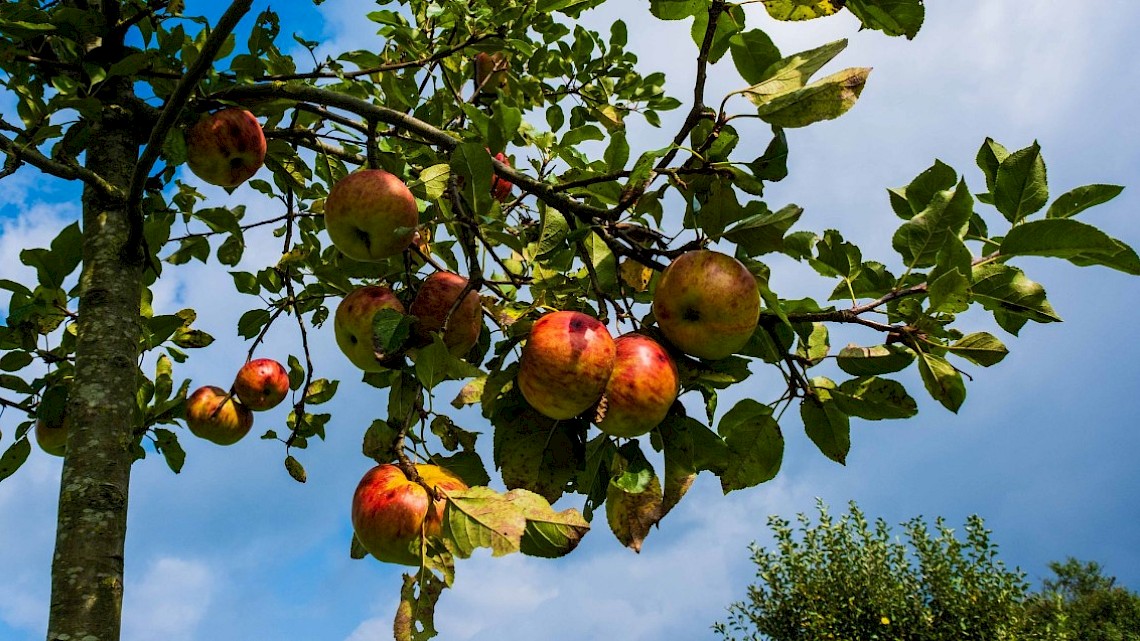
[0,0,1134,639]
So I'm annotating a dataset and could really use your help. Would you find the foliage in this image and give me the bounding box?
[713,501,1037,641]
[1026,558,1140,641]
[0,0,1134,637]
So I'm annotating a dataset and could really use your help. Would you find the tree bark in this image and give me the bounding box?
[46,75,142,640]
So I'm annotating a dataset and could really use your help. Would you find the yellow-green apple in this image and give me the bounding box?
[652,249,760,360]
[474,52,509,93]
[595,334,679,438]
[490,151,513,202]
[325,169,419,262]
[517,310,616,420]
[35,415,68,457]
[185,108,266,188]
[351,463,468,566]
[233,358,290,411]
[185,385,253,445]
[335,285,407,371]
[409,272,482,356]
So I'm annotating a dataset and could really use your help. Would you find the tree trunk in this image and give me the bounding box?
[47,75,142,640]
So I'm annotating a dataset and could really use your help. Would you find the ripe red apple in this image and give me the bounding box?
[517,310,616,420]
[334,285,407,371]
[474,52,509,93]
[595,334,679,438]
[351,463,468,566]
[490,152,513,202]
[652,250,760,360]
[409,272,482,356]
[185,108,266,188]
[185,385,253,445]
[325,169,419,262]
[233,358,290,411]
[35,415,68,457]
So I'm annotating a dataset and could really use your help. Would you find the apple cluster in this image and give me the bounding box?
[517,249,760,437]
[185,358,290,446]
[334,271,483,372]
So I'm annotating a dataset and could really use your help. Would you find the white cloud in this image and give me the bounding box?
[121,557,215,641]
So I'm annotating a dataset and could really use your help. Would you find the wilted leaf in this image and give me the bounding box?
[442,486,526,558]
[606,465,663,553]
[508,489,590,558]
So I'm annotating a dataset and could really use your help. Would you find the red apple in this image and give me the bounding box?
[334,285,407,371]
[652,250,760,360]
[35,415,68,457]
[474,52,509,93]
[185,108,266,188]
[325,169,419,262]
[490,152,513,202]
[185,385,253,445]
[351,463,468,566]
[409,272,482,356]
[517,310,616,420]
[595,334,679,438]
[233,358,290,411]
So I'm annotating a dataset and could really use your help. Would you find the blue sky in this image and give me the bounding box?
[2,2,1139,640]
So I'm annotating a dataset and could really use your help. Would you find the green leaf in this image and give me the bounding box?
[832,377,918,420]
[901,159,957,218]
[845,0,925,38]
[916,351,966,412]
[492,390,584,504]
[648,0,706,20]
[993,141,1048,223]
[430,451,490,487]
[1000,218,1140,275]
[976,137,1011,193]
[450,142,493,217]
[762,0,845,21]
[408,163,450,201]
[0,437,32,483]
[303,378,338,404]
[794,323,829,366]
[892,179,973,268]
[152,428,185,474]
[443,487,526,559]
[284,455,307,483]
[946,332,1009,367]
[510,489,590,558]
[971,263,1061,327]
[742,39,847,105]
[927,268,970,314]
[1046,184,1124,219]
[801,382,850,465]
[753,67,871,129]
[729,29,782,85]
[718,399,783,492]
[691,3,745,64]
[836,344,915,376]
[372,307,413,356]
[724,204,803,256]
[415,335,482,390]
[236,309,271,340]
[811,229,862,279]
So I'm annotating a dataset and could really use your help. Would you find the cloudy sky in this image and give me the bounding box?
[2,2,1139,640]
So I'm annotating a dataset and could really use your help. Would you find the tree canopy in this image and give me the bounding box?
[0,0,1134,639]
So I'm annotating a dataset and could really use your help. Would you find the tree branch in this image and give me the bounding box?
[0,127,124,201]
[126,0,255,260]
[212,83,618,223]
